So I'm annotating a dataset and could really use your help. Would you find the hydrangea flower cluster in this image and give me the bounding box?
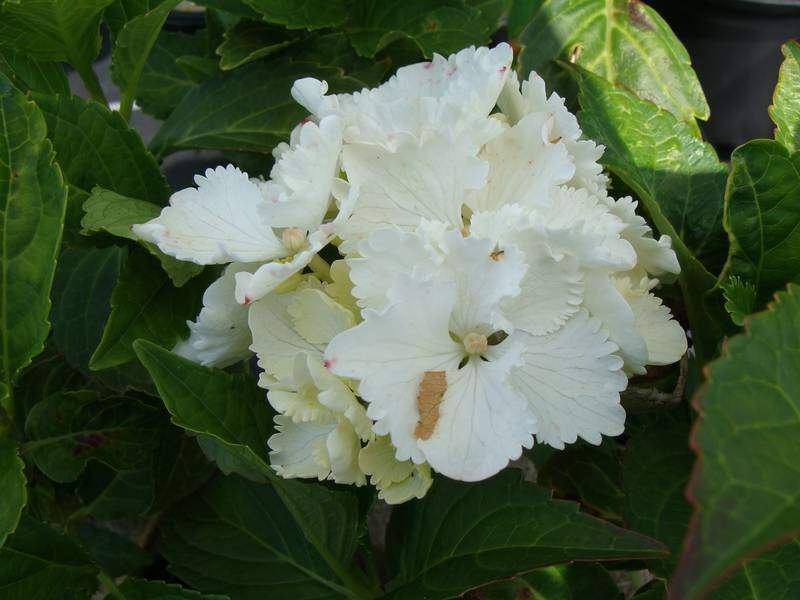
[134,43,687,503]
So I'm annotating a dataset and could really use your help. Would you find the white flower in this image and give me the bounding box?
[267,351,371,486]
[499,71,609,195]
[173,262,258,368]
[358,436,432,504]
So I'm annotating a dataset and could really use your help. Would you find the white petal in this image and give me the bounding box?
[268,415,334,480]
[439,231,525,336]
[348,228,439,312]
[509,311,627,449]
[375,43,512,118]
[325,276,463,462]
[248,291,324,383]
[338,134,485,247]
[499,71,581,142]
[259,115,343,232]
[173,262,259,368]
[530,187,636,271]
[418,345,536,482]
[582,270,648,374]
[267,352,335,424]
[616,277,687,366]
[605,195,681,276]
[326,419,366,485]
[234,228,327,305]
[132,165,285,265]
[565,138,608,193]
[288,288,356,344]
[465,112,574,213]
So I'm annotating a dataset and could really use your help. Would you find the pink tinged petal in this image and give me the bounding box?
[509,311,628,450]
[132,165,285,265]
[418,348,537,482]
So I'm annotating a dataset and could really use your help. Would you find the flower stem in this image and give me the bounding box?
[309,254,332,282]
[75,62,108,105]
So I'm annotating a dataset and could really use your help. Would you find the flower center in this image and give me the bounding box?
[281,227,307,253]
[462,332,488,355]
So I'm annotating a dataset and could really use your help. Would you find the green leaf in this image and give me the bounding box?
[76,461,154,519]
[622,410,693,578]
[33,93,169,203]
[160,475,370,599]
[345,0,490,59]
[81,187,204,287]
[0,48,69,95]
[295,31,391,88]
[133,340,273,480]
[151,429,214,512]
[149,61,363,157]
[721,276,757,327]
[0,77,67,412]
[0,0,114,74]
[104,0,157,39]
[713,538,800,600]
[672,285,800,598]
[515,0,708,126]
[76,521,152,577]
[0,515,97,598]
[111,0,182,121]
[137,30,214,120]
[538,439,624,521]
[466,0,513,32]
[24,390,162,483]
[0,439,26,547]
[117,578,229,599]
[243,0,347,30]
[725,139,800,306]
[385,470,667,599]
[570,64,731,363]
[476,562,622,600]
[770,41,800,153]
[216,19,297,70]
[90,250,209,370]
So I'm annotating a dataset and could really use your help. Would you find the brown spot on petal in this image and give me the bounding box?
[490,249,505,261]
[415,371,447,440]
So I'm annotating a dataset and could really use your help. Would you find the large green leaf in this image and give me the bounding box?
[515,0,708,126]
[725,139,800,306]
[76,521,153,577]
[0,48,69,95]
[0,0,114,76]
[476,562,622,600]
[713,538,800,599]
[33,93,169,203]
[149,61,363,157]
[345,0,490,58]
[0,77,67,414]
[0,515,97,598]
[76,460,154,519]
[537,440,623,521]
[216,19,297,70]
[23,390,162,483]
[90,250,209,370]
[385,470,666,599]
[118,578,229,599]
[133,340,273,480]
[672,285,800,598]
[570,64,731,363]
[80,187,203,287]
[243,0,347,30]
[137,30,214,120]
[160,475,371,599]
[50,246,155,393]
[104,0,157,38]
[0,439,26,547]
[111,0,182,121]
[295,32,391,88]
[770,41,800,154]
[622,410,693,578]
[151,429,214,512]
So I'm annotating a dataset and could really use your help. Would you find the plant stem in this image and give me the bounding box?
[98,571,126,600]
[75,62,108,105]
[309,254,332,283]
[118,91,134,123]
